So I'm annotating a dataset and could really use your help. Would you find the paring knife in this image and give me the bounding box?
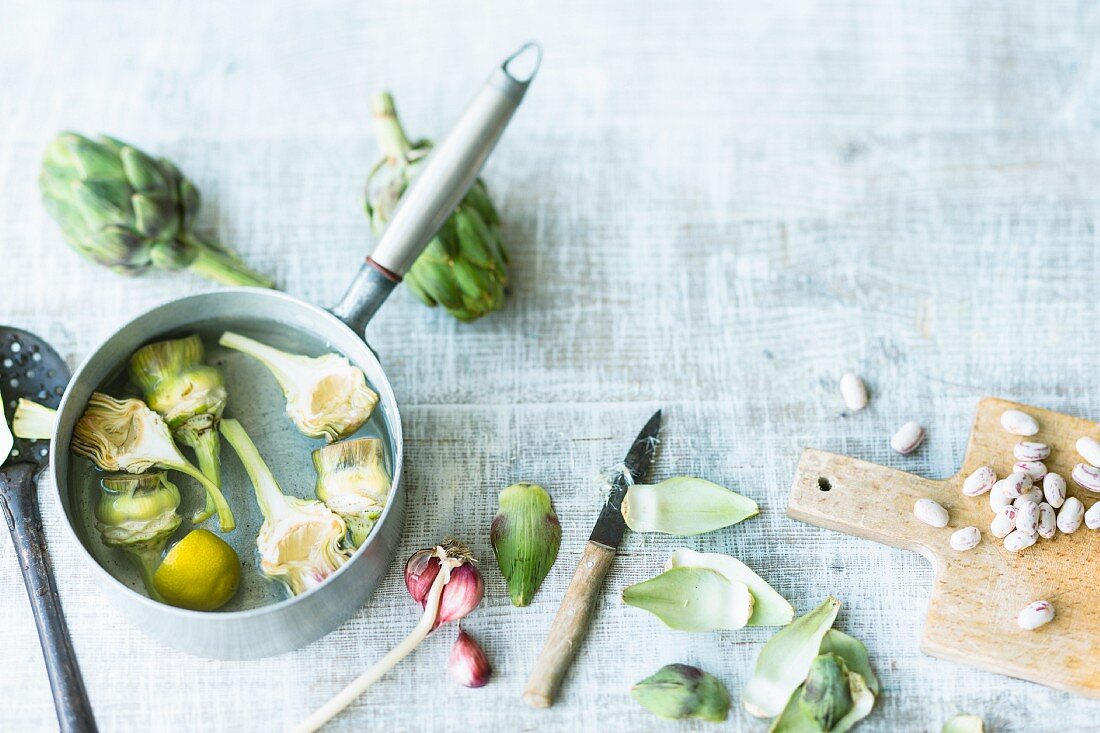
[523,409,663,708]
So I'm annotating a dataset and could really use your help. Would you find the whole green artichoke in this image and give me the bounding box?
[365,93,508,322]
[39,132,272,287]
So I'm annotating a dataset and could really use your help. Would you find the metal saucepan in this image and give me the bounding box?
[48,44,540,660]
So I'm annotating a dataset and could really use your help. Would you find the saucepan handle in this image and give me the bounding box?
[0,463,98,733]
[332,42,541,335]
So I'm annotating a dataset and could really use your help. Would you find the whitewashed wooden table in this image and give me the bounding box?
[3,1,1100,730]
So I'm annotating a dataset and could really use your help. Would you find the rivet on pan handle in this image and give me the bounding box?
[331,43,542,335]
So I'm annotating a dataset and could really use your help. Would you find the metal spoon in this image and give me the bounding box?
[0,327,97,732]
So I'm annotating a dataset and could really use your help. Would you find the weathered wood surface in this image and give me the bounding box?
[3,0,1100,730]
[790,397,1100,700]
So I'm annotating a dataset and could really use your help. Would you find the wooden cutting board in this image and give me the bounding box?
[788,397,1100,698]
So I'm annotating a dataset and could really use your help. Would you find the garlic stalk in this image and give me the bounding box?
[667,548,793,627]
[622,566,754,631]
[95,472,182,599]
[72,393,234,531]
[130,334,229,526]
[490,482,561,606]
[220,418,349,595]
[294,539,483,733]
[219,331,378,442]
[449,629,492,688]
[742,596,841,719]
[620,477,759,536]
[312,438,391,548]
[11,398,57,440]
[631,663,730,722]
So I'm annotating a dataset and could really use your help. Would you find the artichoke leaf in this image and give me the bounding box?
[818,629,879,696]
[770,670,874,733]
[667,548,793,627]
[622,476,759,536]
[623,566,753,632]
[942,715,984,733]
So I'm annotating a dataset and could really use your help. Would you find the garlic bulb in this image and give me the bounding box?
[219,331,378,442]
[312,438,391,548]
[72,393,234,531]
[220,418,349,595]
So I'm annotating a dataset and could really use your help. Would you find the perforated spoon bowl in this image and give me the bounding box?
[0,327,97,732]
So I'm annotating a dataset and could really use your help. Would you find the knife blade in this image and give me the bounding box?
[588,409,662,548]
[523,409,663,708]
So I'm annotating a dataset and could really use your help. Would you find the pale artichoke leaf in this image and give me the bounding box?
[742,596,841,718]
[667,547,793,627]
[622,476,759,536]
[942,715,984,733]
[622,566,753,632]
[819,629,879,696]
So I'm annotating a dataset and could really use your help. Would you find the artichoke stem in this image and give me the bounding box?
[177,462,235,532]
[181,428,222,525]
[128,546,166,602]
[370,92,414,161]
[180,234,274,288]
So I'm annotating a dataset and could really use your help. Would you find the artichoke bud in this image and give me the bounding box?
[621,477,759,537]
[798,654,855,731]
[365,92,509,322]
[95,472,182,550]
[149,240,194,271]
[490,483,561,607]
[631,663,730,723]
[313,438,391,548]
[219,331,377,442]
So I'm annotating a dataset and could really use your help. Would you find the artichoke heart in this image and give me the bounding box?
[313,438,391,548]
[490,482,561,607]
[221,419,350,595]
[95,472,182,598]
[72,392,235,532]
[38,132,271,287]
[130,335,230,528]
[219,331,378,442]
[365,93,508,322]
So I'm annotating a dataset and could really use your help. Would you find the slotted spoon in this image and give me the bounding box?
[0,327,97,732]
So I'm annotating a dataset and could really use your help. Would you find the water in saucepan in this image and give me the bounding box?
[68,317,394,612]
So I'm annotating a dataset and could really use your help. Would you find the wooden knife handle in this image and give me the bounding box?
[523,540,616,708]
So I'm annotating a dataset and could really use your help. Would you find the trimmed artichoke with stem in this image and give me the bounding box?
[313,438,391,549]
[366,93,508,322]
[39,132,272,287]
[219,332,378,442]
[220,418,350,596]
[95,472,182,600]
[71,393,235,531]
[130,335,227,525]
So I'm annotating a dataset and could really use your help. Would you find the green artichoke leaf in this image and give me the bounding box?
[942,714,984,733]
[91,226,149,270]
[72,179,134,229]
[818,629,879,696]
[770,669,874,733]
[453,208,495,268]
[132,193,179,239]
[403,271,438,307]
[464,179,500,226]
[667,548,793,627]
[120,145,170,194]
[798,654,854,730]
[65,133,126,179]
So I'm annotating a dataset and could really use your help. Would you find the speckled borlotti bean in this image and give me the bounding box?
[1037,502,1056,539]
[1000,409,1039,436]
[1004,529,1037,552]
[962,466,996,497]
[913,498,948,528]
[1072,463,1100,493]
[989,482,1014,512]
[891,421,925,455]
[1013,487,1043,507]
[1014,441,1051,461]
[1014,500,1039,535]
[1076,436,1100,467]
[1013,460,1047,481]
[949,526,981,551]
[1057,497,1085,534]
[990,505,1019,538]
[1043,472,1066,509]
[1017,600,1055,631]
[839,373,868,412]
[1086,502,1100,530]
[993,472,1032,500]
